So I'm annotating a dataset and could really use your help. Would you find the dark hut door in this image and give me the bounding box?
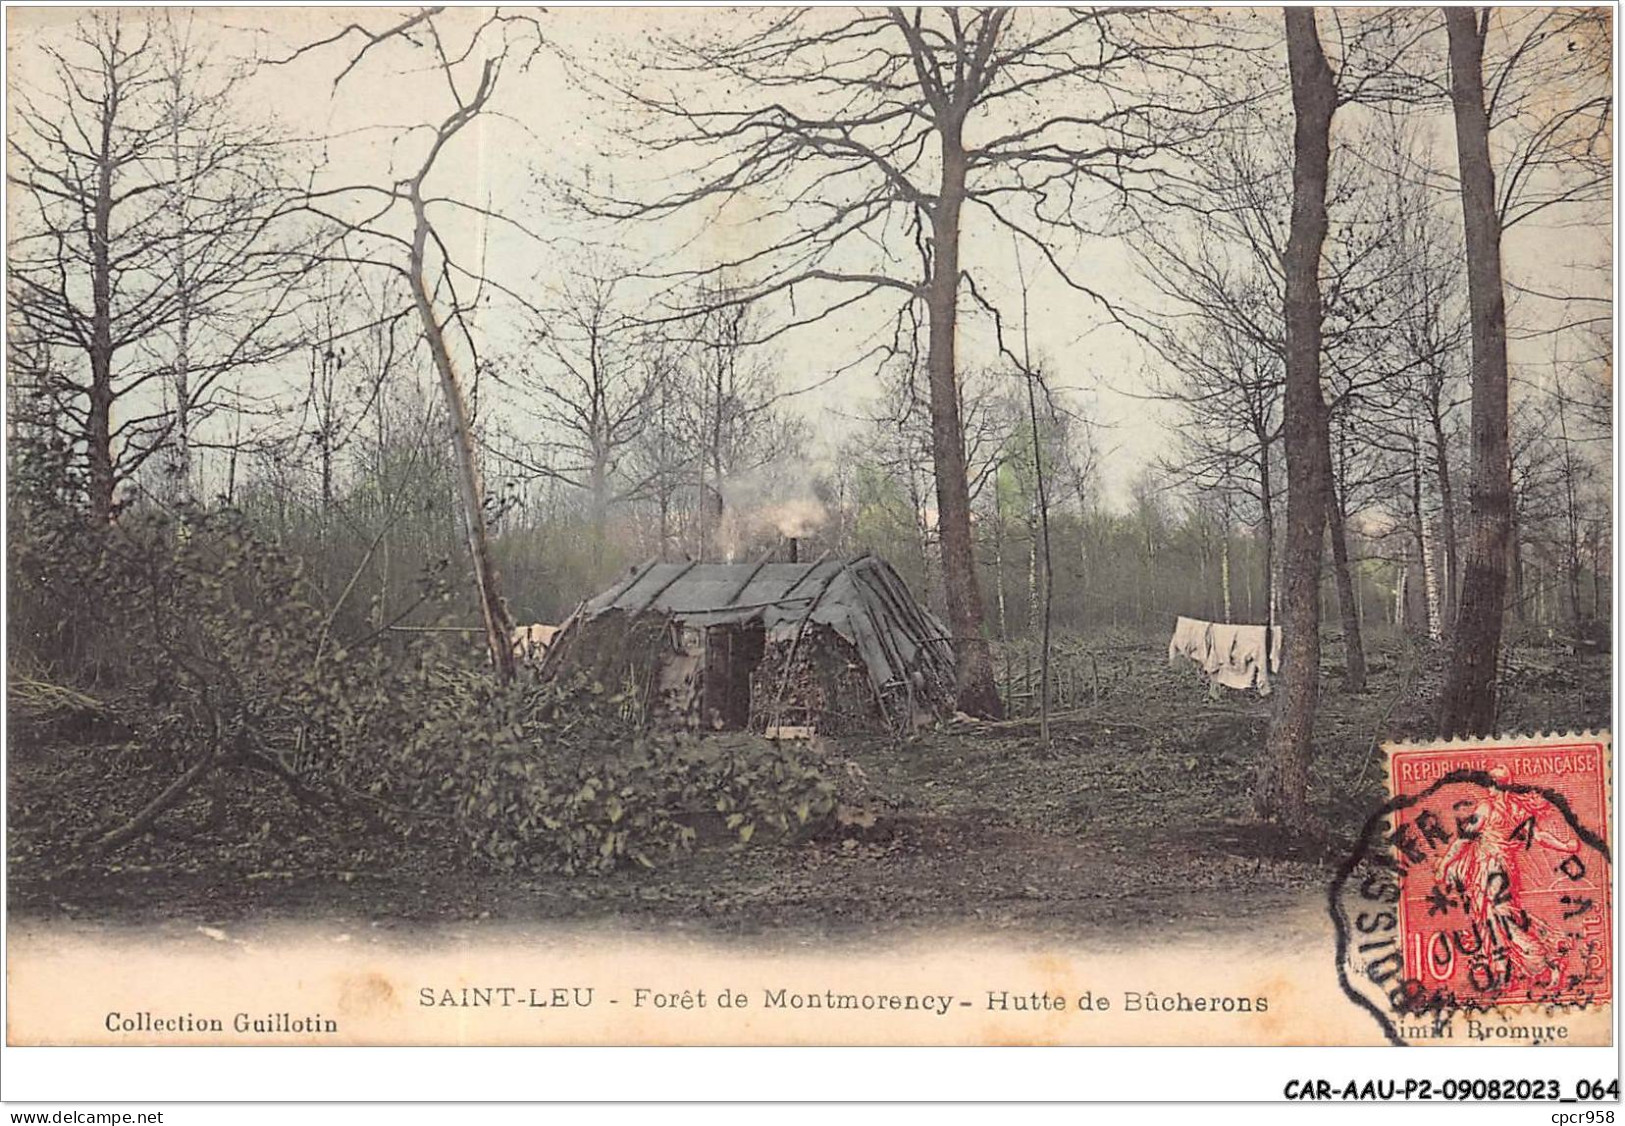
[702,622,764,730]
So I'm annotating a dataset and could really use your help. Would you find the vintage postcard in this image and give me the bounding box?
[2,0,1615,1095]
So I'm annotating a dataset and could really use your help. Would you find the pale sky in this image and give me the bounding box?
[6,6,1611,508]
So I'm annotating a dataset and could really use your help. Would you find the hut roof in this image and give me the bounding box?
[571,554,955,696]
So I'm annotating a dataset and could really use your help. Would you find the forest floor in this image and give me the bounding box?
[6,628,1611,944]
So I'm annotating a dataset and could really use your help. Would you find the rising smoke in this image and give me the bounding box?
[716,468,829,561]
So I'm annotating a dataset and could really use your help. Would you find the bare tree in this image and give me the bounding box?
[1550,371,1595,627]
[1437,8,1514,736]
[1137,108,1390,680]
[1383,5,1614,728]
[1138,247,1283,625]
[287,270,407,516]
[1015,252,1054,747]
[845,378,941,605]
[8,12,307,520]
[850,356,1016,612]
[595,8,1232,716]
[1482,7,1612,234]
[1254,7,1334,827]
[619,357,694,562]
[1349,117,1471,641]
[504,260,667,557]
[280,9,548,681]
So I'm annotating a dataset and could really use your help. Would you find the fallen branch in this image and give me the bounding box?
[10,672,108,721]
[85,746,220,852]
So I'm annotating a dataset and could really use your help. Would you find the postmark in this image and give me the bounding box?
[1330,732,1611,1046]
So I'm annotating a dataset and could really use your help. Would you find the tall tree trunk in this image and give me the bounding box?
[1324,471,1367,692]
[225,385,242,506]
[375,388,390,626]
[589,447,610,567]
[1255,7,1334,827]
[710,352,726,556]
[320,437,333,512]
[1556,390,1584,625]
[1072,473,1091,624]
[1321,415,1365,689]
[925,121,1001,717]
[1591,535,1603,621]
[1259,449,1275,626]
[1508,500,1524,623]
[658,492,671,561]
[166,61,194,507]
[1439,7,1513,737]
[993,472,1009,641]
[1143,518,1158,628]
[88,94,118,524]
[1415,437,1442,641]
[1026,503,1039,636]
[1564,495,1584,625]
[171,312,192,503]
[1428,405,1458,632]
[1024,366,1054,749]
[908,455,935,607]
[408,197,515,682]
[316,350,336,513]
[1198,530,1210,617]
[696,401,709,562]
[1018,266,1054,748]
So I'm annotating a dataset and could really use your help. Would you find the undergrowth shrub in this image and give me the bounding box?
[10,495,835,872]
[445,709,838,873]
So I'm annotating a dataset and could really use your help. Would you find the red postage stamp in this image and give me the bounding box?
[1384,734,1612,1009]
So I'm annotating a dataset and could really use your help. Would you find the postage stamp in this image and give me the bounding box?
[1332,732,1612,1044]
[1388,735,1611,1009]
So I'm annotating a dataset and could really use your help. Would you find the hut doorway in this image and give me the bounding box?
[702,621,765,730]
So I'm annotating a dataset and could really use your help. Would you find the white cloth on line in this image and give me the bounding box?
[1167,616,1281,696]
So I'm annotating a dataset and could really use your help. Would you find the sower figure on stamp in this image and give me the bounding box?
[1433,766,1581,993]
